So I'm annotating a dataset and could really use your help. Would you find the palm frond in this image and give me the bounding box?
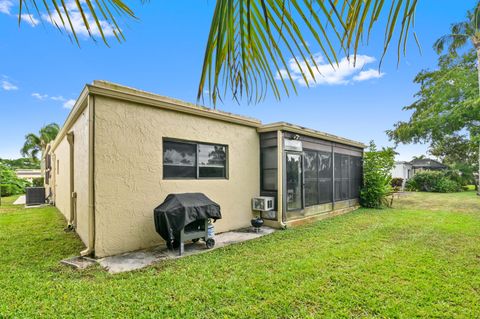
[18,0,136,45]
[198,0,419,105]
[433,9,477,57]
[17,0,419,105]
[433,34,469,56]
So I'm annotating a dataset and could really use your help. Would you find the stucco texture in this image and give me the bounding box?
[52,106,90,245]
[93,96,260,257]
[53,137,70,220]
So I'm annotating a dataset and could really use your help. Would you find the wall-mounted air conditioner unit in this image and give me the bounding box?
[252,196,274,211]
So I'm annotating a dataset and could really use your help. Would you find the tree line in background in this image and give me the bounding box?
[0,123,59,197]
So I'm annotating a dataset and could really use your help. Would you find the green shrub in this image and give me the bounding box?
[405,178,417,191]
[391,177,404,192]
[406,170,462,193]
[0,183,24,196]
[1,184,13,197]
[391,178,404,188]
[434,178,461,192]
[32,177,44,187]
[360,141,395,208]
[0,163,31,196]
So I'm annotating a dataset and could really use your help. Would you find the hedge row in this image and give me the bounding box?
[405,171,463,193]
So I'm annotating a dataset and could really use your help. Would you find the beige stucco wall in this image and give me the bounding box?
[52,105,90,245]
[53,138,70,220]
[72,106,90,244]
[93,96,260,257]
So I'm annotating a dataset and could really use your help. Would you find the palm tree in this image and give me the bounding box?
[433,4,480,194]
[412,155,426,160]
[15,0,419,104]
[21,123,60,161]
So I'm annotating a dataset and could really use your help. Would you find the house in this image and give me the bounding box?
[409,158,448,174]
[392,158,448,186]
[392,161,413,184]
[15,169,41,182]
[44,81,365,258]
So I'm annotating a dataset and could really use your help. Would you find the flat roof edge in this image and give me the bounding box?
[87,81,262,128]
[258,122,366,148]
[50,86,90,152]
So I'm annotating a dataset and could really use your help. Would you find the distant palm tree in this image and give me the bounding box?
[433,4,480,193]
[15,0,419,104]
[412,155,427,160]
[434,6,480,93]
[21,123,60,161]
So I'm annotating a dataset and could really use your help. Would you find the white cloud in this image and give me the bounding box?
[32,92,49,100]
[63,99,75,109]
[21,14,40,27]
[276,53,385,87]
[42,1,116,38]
[0,0,13,15]
[353,69,385,82]
[31,92,75,109]
[50,95,65,101]
[1,80,18,91]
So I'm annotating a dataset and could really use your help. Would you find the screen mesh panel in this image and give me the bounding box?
[304,150,318,206]
[261,147,278,191]
[303,150,333,206]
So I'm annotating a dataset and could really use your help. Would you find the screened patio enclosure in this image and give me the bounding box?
[259,127,364,223]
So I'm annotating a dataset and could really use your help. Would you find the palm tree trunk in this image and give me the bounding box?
[476,45,480,194]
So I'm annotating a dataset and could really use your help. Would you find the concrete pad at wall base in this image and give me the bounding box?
[286,206,360,228]
[96,227,276,274]
[253,203,359,229]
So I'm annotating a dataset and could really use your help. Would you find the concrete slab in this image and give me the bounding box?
[98,247,170,273]
[13,195,25,205]
[60,256,97,269]
[97,226,276,274]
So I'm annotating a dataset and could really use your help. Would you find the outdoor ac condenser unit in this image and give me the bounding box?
[252,196,274,211]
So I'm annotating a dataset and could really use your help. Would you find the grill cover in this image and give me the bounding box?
[154,193,222,242]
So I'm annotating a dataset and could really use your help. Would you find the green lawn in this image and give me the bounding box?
[0,192,479,318]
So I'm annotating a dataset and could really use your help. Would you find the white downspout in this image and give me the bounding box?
[81,95,96,256]
[67,132,75,227]
[277,130,287,229]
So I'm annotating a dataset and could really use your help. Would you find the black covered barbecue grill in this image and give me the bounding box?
[153,193,222,255]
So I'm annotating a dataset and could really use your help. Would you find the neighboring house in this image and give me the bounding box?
[15,169,41,182]
[392,158,448,187]
[409,158,448,174]
[392,161,412,183]
[44,81,365,258]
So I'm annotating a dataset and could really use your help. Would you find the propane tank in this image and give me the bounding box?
[207,223,215,239]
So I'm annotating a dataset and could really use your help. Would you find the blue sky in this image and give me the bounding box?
[0,0,476,160]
